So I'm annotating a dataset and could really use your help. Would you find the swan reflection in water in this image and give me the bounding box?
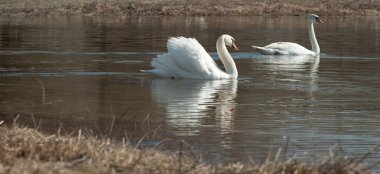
[254,54,320,101]
[151,79,237,137]
[256,54,320,72]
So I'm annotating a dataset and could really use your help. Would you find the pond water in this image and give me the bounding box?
[0,16,380,166]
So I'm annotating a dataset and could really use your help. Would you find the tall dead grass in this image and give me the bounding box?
[0,0,378,16]
[0,121,377,174]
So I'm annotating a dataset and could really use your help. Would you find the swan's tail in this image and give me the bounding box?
[140,53,180,78]
[251,45,268,53]
[251,45,280,55]
[251,45,263,50]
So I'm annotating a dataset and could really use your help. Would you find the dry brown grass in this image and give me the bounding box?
[0,120,377,174]
[0,0,378,16]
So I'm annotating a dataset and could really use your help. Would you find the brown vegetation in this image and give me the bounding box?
[0,121,376,174]
[0,0,379,17]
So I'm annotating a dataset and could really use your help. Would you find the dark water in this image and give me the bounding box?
[1,16,380,166]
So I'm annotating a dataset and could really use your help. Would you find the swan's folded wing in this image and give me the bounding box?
[263,42,313,55]
[251,45,287,55]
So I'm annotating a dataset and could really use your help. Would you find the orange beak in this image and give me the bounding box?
[232,42,239,51]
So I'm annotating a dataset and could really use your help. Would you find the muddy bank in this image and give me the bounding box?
[0,122,376,174]
[0,0,379,17]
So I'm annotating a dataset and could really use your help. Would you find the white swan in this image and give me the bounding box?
[142,34,239,79]
[251,14,323,56]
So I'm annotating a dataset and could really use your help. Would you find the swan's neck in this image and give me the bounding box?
[216,36,238,78]
[308,21,320,54]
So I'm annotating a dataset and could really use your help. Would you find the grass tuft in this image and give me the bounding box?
[0,122,377,173]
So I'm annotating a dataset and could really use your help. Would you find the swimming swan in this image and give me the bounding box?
[142,34,239,79]
[251,14,323,56]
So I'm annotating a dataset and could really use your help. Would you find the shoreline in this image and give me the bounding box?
[0,123,376,173]
[0,1,379,17]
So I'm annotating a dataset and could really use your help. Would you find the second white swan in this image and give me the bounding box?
[251,14,323,56]
[142,34,239,79]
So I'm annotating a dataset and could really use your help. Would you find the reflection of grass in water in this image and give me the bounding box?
[0,0,378,16]
[0,121,376,174]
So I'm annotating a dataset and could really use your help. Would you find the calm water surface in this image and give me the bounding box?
[1,16,380,166]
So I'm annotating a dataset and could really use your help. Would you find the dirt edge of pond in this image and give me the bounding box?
[0,122,376,174]
[0,0,379,17]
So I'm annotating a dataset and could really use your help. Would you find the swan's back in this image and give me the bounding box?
[258,42,315,55]
[144,37,227,79]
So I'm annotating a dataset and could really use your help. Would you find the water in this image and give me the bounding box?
[1,16,380,166]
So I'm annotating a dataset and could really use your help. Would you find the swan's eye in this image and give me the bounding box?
[315,17,323,23]
[231,38,236,44]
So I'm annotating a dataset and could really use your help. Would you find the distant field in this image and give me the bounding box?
[0,0,379,16]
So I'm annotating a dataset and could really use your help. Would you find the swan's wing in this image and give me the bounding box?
[168,37,221,74]
[144,37,223,79]
[251,45,288,55]
[252,42,314,55]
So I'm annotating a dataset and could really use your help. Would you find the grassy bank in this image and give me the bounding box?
[0,0,379,17]
[0,122,376,174]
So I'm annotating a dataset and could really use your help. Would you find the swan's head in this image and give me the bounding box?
[222,35,239,51]
[308,14,324,24]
